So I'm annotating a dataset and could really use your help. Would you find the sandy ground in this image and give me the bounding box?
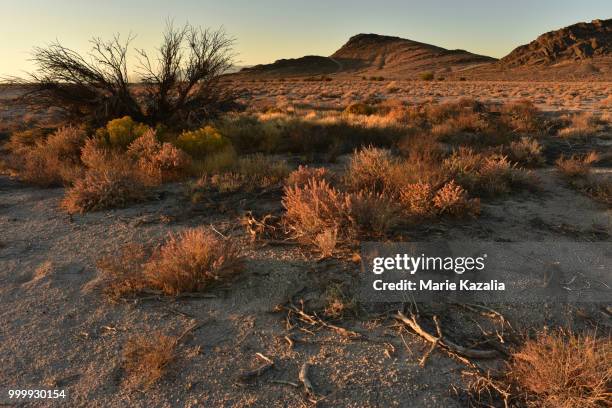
[0,158,610,406]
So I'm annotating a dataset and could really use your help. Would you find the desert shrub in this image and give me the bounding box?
[236,154,290,185]
[195,145,238,174]
[345,103,376,116]
[345,147,397,193]
[508,331,611,408]
[282,177,401,247]
[398,182,435,217]
[500,100,541,133]
[558,112,604,138]
[507,136,544,167]
[344,190,401,236]
[192,154,289,195]
[122,333,177,388]
[444,148,533,196]
[5,128,49,156]
[555,152,599,178]
[127,130,192,184]
[431,111,489,139]
[175,125,232,158]
[96,116,151,148]
[314,228,338,258]
[420,71,434,81]
[61,139,148,213]
[218,115,284,154]
[143,228,242,295]
[432,180,480,217]
[567,177,612,206]
[287,165,334,187]
[14,126,87,186]
[282,178,347,245]
[555,152,609,205]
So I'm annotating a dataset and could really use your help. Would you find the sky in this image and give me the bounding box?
[1,0,610,76]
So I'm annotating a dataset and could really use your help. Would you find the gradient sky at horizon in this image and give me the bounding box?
[1,0,610,76]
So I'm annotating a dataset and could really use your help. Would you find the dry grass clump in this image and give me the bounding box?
[122,333,177,388]
[555,152,599,178]
[61,139,149,213]
[558,112,604,138]
[286,165,334,187]
[143,228,242,295]
[508,330,612,408]
[7,126,87,186]
[98,228,242,298]
[507,136,545,167]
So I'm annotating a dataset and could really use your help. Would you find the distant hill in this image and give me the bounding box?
[238,33,495,78]
[240,56,339,76]
[330,33,495,75]
[236,19,612,80]
[500,19,611,67]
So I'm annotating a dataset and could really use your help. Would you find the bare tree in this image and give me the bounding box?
[11,23,236,127]
[136,23,237,125]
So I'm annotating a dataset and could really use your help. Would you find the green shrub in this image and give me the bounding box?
[175,126,231,158]
[96,116,151,148]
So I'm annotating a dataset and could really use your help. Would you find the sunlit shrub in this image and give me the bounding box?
[175,125,231,158]
[507,136,544,167]
[96,116,151,148]
[432,180,480,217]
[508,331,611,408]
[62,139,148,213]
[127,130,192,184]
[14,126,87,186]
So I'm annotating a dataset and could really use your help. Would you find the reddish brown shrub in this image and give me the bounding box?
[143,228,242,296]
[508,331,611,408]
[432,180,480,217]
[127,130,191,184]
[12,126,87,186]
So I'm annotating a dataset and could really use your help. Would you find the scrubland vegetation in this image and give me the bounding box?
[0,36,610,405]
